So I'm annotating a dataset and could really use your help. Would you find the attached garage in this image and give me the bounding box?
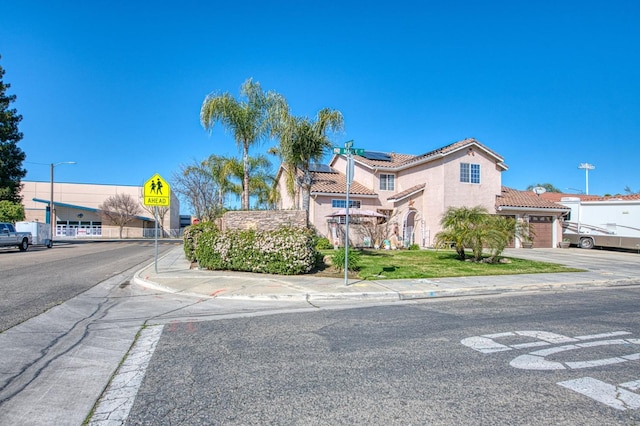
[496,187,570,249]
[529,215,554,248]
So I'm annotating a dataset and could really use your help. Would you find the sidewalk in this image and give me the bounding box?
[133,246,640,303]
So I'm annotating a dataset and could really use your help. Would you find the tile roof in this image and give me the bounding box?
[496,187,570,210]
[387,184,426,202]
[309,170,377,196]
[539,192,602,202]
[596,194,640,201]
[406,137,505,167]
[541,192,640,202]
[345,137,507,171]
[352,152,416,169]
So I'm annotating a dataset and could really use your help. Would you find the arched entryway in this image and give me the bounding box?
[402,209,418,248]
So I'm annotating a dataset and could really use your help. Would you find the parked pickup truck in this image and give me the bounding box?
[0,222,32,252]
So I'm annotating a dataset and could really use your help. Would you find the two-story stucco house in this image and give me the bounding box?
[276,137,569,248]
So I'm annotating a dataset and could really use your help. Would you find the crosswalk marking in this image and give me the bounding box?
[558,377,640,411]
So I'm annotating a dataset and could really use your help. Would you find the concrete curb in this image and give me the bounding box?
[130,246,640,303]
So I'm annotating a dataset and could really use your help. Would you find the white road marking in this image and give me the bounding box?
[461,330,640,410]
[88,324,164,425]
[621,380,640,391]
[462,330,578,354]
[460,336,511,353]
[574,331,632,340]
[510,339,640,370]
[558,377,640,411]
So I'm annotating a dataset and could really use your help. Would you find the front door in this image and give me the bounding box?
[402,210,417,248]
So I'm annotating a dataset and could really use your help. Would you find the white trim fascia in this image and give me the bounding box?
[388,187,425,203]
[442,141,505,163]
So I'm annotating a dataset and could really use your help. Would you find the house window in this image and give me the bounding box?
[332,199,361,209]
[380,174,395,191]
[460,163,480,184]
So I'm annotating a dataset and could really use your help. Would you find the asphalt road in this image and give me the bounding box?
[1,244,639,425]
[0,240,177,331]
[127,288,640,425]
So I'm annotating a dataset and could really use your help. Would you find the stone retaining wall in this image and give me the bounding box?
[221,210,307,232]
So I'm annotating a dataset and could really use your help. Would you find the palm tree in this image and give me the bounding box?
[276,108,344,219]
[216,154,276,210]
[243,154,277,209]
[198,154,241,215]
[485,215,533,262]
[200,78,287,210]
[435,205,535,262]
[434,206,489,260]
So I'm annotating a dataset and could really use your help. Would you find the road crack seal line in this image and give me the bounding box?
[0,297,110,406]
[87,324,164,425]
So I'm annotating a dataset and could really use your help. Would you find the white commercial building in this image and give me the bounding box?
[20,181,181,238]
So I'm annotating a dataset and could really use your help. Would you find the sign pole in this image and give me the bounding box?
[142,173,171,274]
[154,206,159,273]
[344,153,351,286]
[332,141,363,286]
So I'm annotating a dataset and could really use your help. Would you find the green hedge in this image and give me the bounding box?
[192,226,318,275]
[183,221,219,262]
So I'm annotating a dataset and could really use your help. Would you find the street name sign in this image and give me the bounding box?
[334,147,365,155]
[143,173,171,207]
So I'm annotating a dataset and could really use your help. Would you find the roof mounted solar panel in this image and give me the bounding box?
[361,151,392,161]
[309,163,335,173]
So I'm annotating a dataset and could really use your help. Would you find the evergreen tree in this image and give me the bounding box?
[0,55,27,203]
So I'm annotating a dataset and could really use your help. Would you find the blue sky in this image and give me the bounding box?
[1,1,639,210]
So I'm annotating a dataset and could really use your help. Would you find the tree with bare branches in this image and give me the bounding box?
[99,193,142,238]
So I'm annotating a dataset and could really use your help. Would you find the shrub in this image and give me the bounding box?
[408,243,420,250]
[183,221,219,262]
[314,237,333,250]
[195,226,318,275]
[331,247,361,272]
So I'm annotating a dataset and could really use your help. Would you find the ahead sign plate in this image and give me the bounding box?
[143,173,170,206]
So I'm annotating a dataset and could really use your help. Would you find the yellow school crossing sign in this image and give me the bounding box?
[143,173,170,207]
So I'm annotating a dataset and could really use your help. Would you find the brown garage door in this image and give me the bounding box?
[530,216,553,248]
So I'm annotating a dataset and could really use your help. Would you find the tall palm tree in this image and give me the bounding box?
[200,78,287,210]
[276,108,344,218]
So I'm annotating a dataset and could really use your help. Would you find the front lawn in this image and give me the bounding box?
[319,248,583,280]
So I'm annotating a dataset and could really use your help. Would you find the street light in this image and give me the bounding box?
[50,161,76,245]
[578,163,595,195]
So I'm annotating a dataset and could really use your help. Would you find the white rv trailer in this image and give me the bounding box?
[560,197,640,250]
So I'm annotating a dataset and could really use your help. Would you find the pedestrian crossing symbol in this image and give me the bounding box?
[143,174,170,207]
